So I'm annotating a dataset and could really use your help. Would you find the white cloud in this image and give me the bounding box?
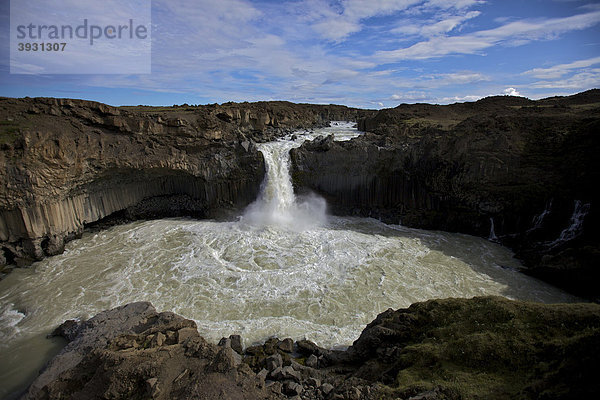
[377,9,600,60]
[521,56,600,91]
[391,23,422,35]
[503,87,521,96]
[439,87,525,103]
[392,10,481,38]
[420,11,481,37]
[311,18,362,42]
[427,71,490,84]
[390,91,431,101]
[302,0,423,42]
[529,70,600,89]
[440,94,483,102]
[424,0,485,9]
[580,3,600,11]
[322,69,361,84]
[523,56,600,78]
[343,0,422,20]
[300,0,486,42]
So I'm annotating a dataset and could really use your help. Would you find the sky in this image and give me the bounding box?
[1,0,600,108]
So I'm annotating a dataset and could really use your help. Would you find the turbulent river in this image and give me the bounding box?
[0,122,579,398]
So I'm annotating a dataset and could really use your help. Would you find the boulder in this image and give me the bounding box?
[266,353,283,371]
[209,346,242,372]
[277,338,294,353]
[283,381,303,396]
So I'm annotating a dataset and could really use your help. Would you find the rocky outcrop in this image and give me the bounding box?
[291,90,600,300]
[0,97,374,267]
[22,297,600,399]
[343,296,600,399]
[22,302,283,400]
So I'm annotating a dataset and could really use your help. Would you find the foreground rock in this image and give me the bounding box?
[23,297,600,399]
[291,90,600,299]
[0,97,374,267]
[23,302,282,400]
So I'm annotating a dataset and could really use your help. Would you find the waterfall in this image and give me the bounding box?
[550,200,590,246]
[528,199,553,232]
[242,138,327,229]
[488,217,499,242]
[242,122,361,229]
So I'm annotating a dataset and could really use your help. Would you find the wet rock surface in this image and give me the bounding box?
[291,90,600,300]
[22,297,600,399]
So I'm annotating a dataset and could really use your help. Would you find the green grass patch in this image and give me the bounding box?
[0,120,20,145]
[363,297,600,399]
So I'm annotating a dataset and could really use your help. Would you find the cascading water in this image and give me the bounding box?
[549,200,590,247]
[488,217,499,242]
[0,122,580,398]
[242,138,327,229]
[528,199,553,233]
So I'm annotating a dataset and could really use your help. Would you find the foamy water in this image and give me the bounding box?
[0,122,579,397]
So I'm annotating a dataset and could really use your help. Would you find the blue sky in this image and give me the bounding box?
[1,0,600,108]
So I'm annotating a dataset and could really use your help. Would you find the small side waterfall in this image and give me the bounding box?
[550,200,590,246]
[528,199,553,232]
[488,217,499,242]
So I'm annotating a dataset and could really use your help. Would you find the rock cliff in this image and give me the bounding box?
[22,297,600,399]
[0,97,373,267]
[291,90,600,299]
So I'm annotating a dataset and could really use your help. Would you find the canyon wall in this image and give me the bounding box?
[0,97,373,266]
[3,92,599,299]
[291,90,600,299]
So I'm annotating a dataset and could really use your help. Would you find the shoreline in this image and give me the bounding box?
[17,297,600,399]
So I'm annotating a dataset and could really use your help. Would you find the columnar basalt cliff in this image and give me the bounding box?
[0,97,373,267]
[291,90,600,299]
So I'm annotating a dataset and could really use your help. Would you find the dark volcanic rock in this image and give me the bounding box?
[291,90,600,299]
[0,97,374,266]
[23,302,283,400]
[22,298,600,399]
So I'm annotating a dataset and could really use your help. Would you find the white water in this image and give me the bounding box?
[529,199,553,232]
[550,200,590,246]
[244,136,325,229]
[488,217,499,242]
[0,122,580,398]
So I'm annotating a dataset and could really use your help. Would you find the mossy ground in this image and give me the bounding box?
[359,297,600,399]
[0,120,20,145]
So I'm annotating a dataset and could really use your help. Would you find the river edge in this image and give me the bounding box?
[17,297,600,399]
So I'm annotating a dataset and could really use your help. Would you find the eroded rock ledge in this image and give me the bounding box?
[22,298,600,399]
[291,90,600,299]
[0,97,374,266]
